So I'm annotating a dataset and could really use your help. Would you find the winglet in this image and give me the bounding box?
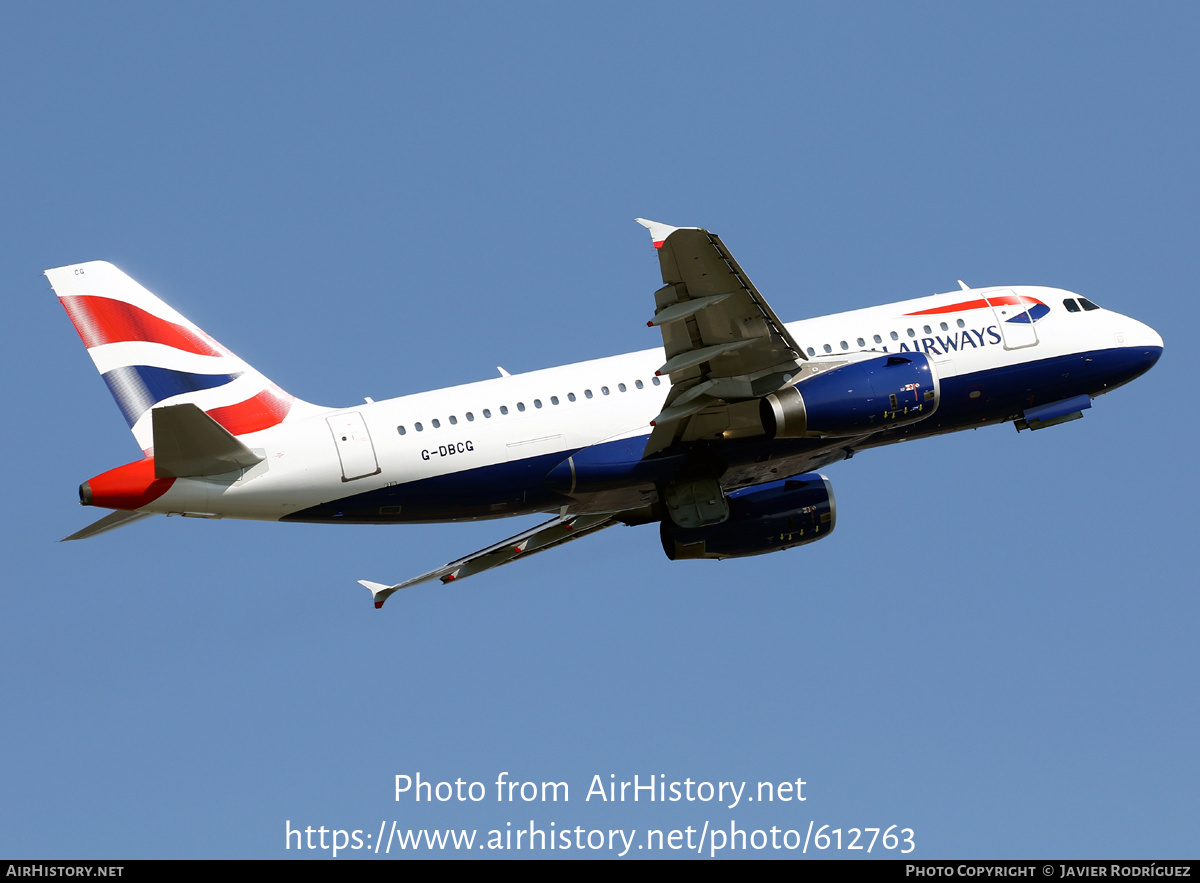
[358,580,394,610]
[634,218,679,249]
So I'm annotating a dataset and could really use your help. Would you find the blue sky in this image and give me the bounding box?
[2,2,1196,858]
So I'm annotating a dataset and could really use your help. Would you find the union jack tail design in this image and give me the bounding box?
[46,260,322,454]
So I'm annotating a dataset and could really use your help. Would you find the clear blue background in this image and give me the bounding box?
[2,2,1195,858]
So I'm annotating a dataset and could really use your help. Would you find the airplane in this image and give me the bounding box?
[47,219,1163,608]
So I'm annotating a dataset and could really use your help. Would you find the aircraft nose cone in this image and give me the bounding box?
[1134,322,1164,365]
[1133,319,1164,352]
[1122,321,1163,380]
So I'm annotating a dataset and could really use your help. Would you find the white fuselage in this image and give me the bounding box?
[139,285,1161,524]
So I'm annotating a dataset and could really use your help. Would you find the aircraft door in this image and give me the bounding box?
[987,290,1038,350]
[327,412,381,481]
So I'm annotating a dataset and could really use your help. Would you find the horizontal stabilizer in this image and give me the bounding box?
[62,509,154,541]
[152,403,264,478]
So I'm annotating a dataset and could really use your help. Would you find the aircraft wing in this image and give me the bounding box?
[635,220,806,455]
[359,512,620,608]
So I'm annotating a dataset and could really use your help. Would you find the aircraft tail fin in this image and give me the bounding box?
[46,261,321,453]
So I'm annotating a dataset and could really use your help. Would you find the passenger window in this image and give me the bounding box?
[415,422,424,431]
[940,322,948,331]
[397,426,406,435]
[923,325,931,334]
[806,347,816,356]
[890,331,899,341]
[601,386,610,395]
[568,392,576,402]
[619,383,627,392]
[956,318,965,328]
[873,334,882,344]
[823,344,832,353]
[551,396,559,405]
[500,406,509,415]
[584,389,594,399]
[482,409,491,418]
[449,415,457,425]
[1064,299,1080,312]
[516,402,525,412]
[840,341,849,351]
[432,418,441,428]
[907,328,915,337]
[466,412,474,421]
[635,380,644,389]
[856,337,865,347]
[652,376,661,386]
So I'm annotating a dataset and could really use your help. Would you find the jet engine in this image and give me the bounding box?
[659,474,835,560]
[761,353,940,438]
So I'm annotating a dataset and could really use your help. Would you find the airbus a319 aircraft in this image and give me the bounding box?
[48,220,1163,608]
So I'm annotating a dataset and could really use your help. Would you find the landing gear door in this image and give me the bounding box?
[327,412,381,481]
[987,290,1038,350]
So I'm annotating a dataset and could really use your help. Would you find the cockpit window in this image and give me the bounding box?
[1079,297,1100,311]
[1063,298,1080,313]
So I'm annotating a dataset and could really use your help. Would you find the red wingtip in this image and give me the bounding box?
[653,240,665,248]
[374,601,384,609]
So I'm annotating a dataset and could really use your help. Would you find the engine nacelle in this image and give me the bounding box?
[660,474,835,560]
[761,353,940,438]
